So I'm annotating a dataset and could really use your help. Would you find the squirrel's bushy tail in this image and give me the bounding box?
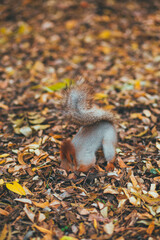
[66,85,114,126]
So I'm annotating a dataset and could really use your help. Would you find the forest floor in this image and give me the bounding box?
[0,0,160,239]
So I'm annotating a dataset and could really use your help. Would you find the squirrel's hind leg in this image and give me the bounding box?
[102,126,117,171]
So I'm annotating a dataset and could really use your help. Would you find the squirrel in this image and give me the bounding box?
[60,84,117,172]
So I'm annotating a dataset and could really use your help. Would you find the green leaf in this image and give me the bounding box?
[43,78,73,92]
[43,82,66,92]
[150,168,158,175]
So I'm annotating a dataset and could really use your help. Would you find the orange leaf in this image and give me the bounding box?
[33,224,52,234]
[32,201,49,208]
[79,222,85,236]
[0,224,7,240]
[147,221,155,235]
[18,152,26,165]
[0,208,9,216]
[117,156,127,168]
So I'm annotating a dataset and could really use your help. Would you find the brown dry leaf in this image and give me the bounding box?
[31,61,45,73]
[22,184,33,195]
[49,200,61,209]
[130,172,138,188]
[0,208,9,216]
[1,1,160,239]
[37,212,46,222]
[103,185,119,194]
[117,156,128,168]
[33,224,52,235]
[15,198,32,204]
[133,192,160,205]
[0,102,9,110]
[18,152,26,165]
[77,208,90,215]
[100,206,108,218]
[23,204,35,222]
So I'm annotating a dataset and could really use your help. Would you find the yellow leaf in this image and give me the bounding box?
[60,236,78,240]
[0,179,4,185]
[134,79,141,90]
[131,42,138,50]
[18,22,32,34]
[94,92,107,100]
[0,153,9,158]
[93,218,98,231]
[98,30,111,39]
[6,181,26,196]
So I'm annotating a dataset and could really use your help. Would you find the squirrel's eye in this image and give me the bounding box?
[70,154,74,163]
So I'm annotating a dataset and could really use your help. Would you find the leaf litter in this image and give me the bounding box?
[0,0,160,239]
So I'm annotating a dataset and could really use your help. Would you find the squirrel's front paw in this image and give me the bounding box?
[78,164,94,172]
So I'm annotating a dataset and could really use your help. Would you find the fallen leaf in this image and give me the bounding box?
[103,221,114,235]
[33,224,52,234]
[6,181,26,196]
[147,221,155,235]
[24,204,35,222]
[0,224,7,240]
[78,222,85,236]
[0,208,9,216]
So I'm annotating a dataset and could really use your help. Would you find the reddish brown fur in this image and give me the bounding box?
[60,139,77,171]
